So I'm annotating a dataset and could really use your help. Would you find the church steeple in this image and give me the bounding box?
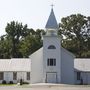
[45,6,58,36]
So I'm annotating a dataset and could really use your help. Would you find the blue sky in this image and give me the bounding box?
[0,0,90,36]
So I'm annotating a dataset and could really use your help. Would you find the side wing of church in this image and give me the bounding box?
[0,59,31,84]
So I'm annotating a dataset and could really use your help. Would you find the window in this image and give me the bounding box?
[27,72,30,80]
[0,72,3,80]
[77,72,81,80]
[13,72,17,80]
[48,45,56,49]
[47,58,56,66]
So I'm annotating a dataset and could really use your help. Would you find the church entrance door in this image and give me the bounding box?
[46,72,57,83]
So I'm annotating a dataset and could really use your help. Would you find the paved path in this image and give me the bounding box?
[0,84,90,90]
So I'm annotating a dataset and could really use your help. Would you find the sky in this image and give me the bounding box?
[0,0,90,36]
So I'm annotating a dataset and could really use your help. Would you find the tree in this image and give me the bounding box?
[59,14,90,58]
[5,21,28,58]
[0,35,11,58]
[5,21,45,58]
[19,29,45,58]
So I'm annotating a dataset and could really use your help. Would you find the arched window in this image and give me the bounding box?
[48,45,56,49]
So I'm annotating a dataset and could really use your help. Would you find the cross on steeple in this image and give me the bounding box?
[51,4,54,9]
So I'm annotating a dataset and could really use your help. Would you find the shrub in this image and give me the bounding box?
[23,82,29,84]
[9,81,13,84]
[2,80,6,84]
[20,79,23,85]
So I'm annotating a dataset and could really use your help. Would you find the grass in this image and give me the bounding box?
[0,84,16,86]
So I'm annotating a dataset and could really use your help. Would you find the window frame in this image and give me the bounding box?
[48,45,56,49]
[77,72,81,80]
[13,72,17,80]
[47,58,56,66]
[0,72,4,80]
[27,72,30,80]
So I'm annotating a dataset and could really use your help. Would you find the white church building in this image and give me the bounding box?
[0,7,90,85]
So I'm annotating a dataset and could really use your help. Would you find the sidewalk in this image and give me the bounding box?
[29,83,90,88]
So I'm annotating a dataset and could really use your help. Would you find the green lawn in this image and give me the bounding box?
[0,84,16,86]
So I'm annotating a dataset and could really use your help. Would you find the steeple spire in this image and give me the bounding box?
[45,7,58,29]
[45,6,58,35]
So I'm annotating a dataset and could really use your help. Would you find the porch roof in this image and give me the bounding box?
[0,58,31,72]
[74,58,90,72]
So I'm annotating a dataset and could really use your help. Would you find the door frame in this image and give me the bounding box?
[46,72,57,83]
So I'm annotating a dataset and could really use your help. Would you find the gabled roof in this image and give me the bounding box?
[0,58,31,72]
[61,47,75,58]
[74,58,90,72]
[45,8,58,29]
[30,46,75,60]
[29,47,43,58]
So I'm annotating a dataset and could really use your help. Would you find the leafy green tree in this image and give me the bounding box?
[5,21,28,58]
[0,35,11,58]
[19,35,41,57]
[19,29,45,58]
[59,14,90,58]
[4,21,45,58]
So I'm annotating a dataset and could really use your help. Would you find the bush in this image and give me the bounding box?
[2,80,6,84]
[20,79,23,85]
[23,82,29,84]
[9,81,13,84]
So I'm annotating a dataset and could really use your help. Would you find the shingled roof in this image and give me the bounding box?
[0,58,31,72]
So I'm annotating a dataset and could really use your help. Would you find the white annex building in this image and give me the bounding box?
[0,7,90,85]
